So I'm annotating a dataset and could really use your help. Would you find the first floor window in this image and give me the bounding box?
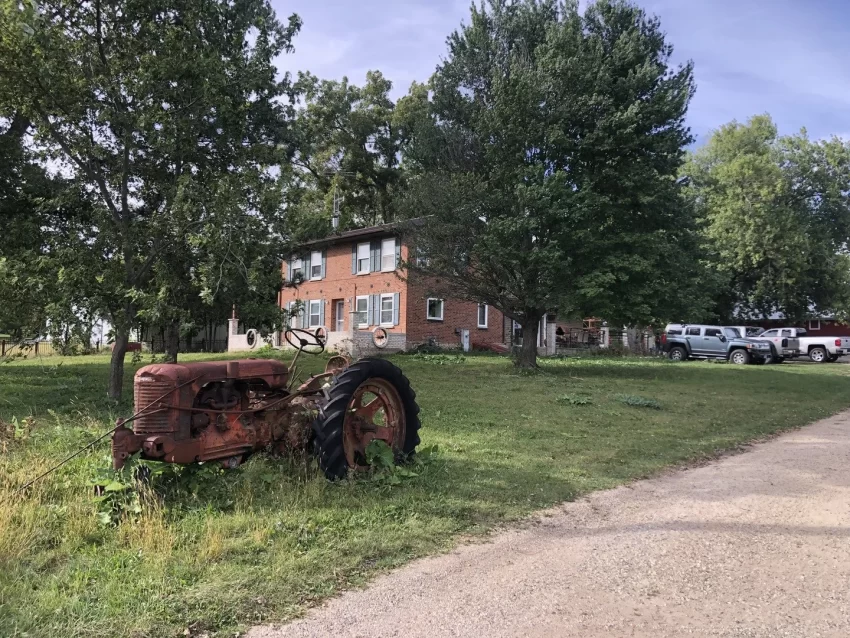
[427,298,444,321]
[477,303,488,328]
[357,242,371,274]
[308,300,322,328]
[809,319,821,331]
[310,250,323,279]
[380,294,394,325]
[355,296,369,327]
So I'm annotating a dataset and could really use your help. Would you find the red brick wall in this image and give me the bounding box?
[279,239,408,336]
[280,238,506,350]
[405,275,505,349]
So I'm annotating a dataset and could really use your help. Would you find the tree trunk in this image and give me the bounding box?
[164,321,179,363]
[109,328,129,400]
[625,326,641,354]
[515,316,540,368]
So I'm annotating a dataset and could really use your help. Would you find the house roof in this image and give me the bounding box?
[298,218,425,249]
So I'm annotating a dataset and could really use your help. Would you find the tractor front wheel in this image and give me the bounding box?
[312,358,421,480]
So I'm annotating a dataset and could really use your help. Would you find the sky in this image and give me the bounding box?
[271,0,850,145]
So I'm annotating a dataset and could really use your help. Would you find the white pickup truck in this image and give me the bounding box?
[729,326,799,363]
[756,327,850,363]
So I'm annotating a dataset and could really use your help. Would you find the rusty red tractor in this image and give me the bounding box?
[111,328,421,479]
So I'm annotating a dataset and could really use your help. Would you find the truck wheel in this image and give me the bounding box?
[809,347,828,363]
[729,349,750,365]
[668,346,687,362]
[312,357,421,480]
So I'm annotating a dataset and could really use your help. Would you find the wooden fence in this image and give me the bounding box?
[0,340,58,358]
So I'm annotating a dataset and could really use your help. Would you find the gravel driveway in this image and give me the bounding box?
[250,410,850,638]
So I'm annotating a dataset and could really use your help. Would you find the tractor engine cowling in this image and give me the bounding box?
[111,358,319,469]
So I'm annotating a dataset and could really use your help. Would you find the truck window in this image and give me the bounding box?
[704,328,722,337]
[724,328,739,339]
[762,330,778,337]
[781,329,793,337]
[747,328,762,337]
[686,327,701,336]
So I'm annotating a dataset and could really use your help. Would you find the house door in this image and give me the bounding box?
[335,300,345,332]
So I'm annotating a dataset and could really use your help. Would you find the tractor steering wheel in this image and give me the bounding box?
[284,328,326,354]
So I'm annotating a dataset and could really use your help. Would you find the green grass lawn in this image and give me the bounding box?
[2,352,850,637]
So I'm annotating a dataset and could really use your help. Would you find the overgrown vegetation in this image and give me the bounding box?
[2,352,850,637]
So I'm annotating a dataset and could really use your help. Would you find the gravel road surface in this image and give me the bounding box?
[250,410,850,638]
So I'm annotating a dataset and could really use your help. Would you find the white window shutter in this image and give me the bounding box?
[322,251,327,278]
[319,299,325,327]
[393,293,400,326]
[366,295,372,326]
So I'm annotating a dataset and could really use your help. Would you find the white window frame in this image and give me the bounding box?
[291,257,303,281]
[356,242,371,275]
[355,295,369,328]
[380,293,395,326]
[477,303,488,329]
[426,298,444,321]
[310,250,323,280]
[381,238,396,272]
[308,299,322,328]
[809,319,821,331]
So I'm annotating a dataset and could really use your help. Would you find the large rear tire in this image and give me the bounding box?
[668,346,687,362]
[312,358,421,480]
[809,347,828,363]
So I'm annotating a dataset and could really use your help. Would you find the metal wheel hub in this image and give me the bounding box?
[343,378,406,469]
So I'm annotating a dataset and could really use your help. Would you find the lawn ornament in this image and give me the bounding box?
[110,328,420,479]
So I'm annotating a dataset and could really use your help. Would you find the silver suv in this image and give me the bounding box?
[662,324,772,364]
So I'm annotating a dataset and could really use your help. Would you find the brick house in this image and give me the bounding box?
[278,222,507,353]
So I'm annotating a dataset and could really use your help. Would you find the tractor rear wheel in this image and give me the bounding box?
[312,358,421,480]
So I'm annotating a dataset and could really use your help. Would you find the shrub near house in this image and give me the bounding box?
[280,222,505,353]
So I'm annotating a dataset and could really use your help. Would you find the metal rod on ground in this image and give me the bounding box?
[14,376,202,494]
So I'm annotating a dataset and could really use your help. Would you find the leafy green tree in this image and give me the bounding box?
[285,70,405,239]
[0,0,300,396]
[682,114,850,322]
[399,0,696,366]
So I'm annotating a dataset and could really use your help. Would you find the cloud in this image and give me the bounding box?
[272,0,850,141]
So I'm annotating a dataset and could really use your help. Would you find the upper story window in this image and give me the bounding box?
[381,238,396,271]
[310,250,323,280]
[809,319,821,331]
[356,242,370,274]
[291,258,303,281]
